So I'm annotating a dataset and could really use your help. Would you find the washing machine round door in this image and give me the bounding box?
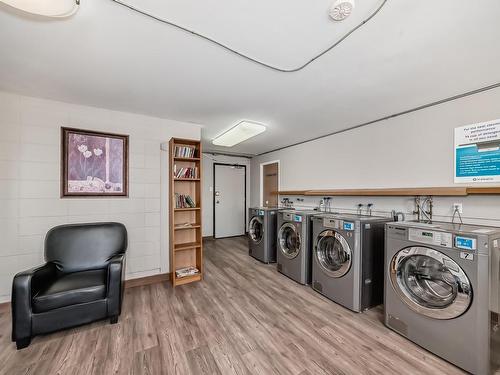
[278,223,301,259]
[249,216,264,244]
[315,230,351,278]
[390,247,472,320]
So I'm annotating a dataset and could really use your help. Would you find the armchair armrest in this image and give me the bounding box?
[11,263,56,341]
[107,254,126,318]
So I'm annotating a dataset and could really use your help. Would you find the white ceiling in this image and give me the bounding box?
[1,0,500,155]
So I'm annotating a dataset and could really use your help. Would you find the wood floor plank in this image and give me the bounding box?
[185,345,222,375]
[0,236,465,375]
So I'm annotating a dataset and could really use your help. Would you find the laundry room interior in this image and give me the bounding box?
[1,1,500,374]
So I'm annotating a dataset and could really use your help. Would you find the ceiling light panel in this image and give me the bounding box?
[212,121,266,147]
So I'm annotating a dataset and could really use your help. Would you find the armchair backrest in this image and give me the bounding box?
[45,222,127,273]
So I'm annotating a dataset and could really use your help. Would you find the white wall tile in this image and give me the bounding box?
[144,183,160,198]
[129,153,145,169]
[19,198,67,217]
[128,241,160,257]
[113,213,145,228]
[18,216,67,236]
[0,160,19,179]
[144,226,160,241]
[19,143,59,163]
[0,181,18,199]
[129,183,146,198]
[19,180,60,198]
[108,198,144,214]
[145,212,160,226]
[0,218,18,255]
[145,198,160,213]
[67,199,109,216]
[21,125,60,145]
[19,161,59,181]
[0,199,18,218]
[0,141,19,161]
[17,234,44,254]
[0,124,20,142]
[144,154,160,170]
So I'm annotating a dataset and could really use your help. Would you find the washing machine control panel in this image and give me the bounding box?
[323,218,355,230]
[283,212,302,222]
[343,222,354,231]
[455,236,477,251]
[408,228,453,248]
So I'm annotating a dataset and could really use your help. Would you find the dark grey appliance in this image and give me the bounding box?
[277,209,318,285]
[385,221,500,375]
[248,207,279,263]
[311,213,390,312]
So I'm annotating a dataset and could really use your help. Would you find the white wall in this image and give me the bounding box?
[0,91,201,303]
[251,86,500,227]
[202,153,251,237]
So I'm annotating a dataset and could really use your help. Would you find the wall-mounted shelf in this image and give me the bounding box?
[169,138,203,287]
[275,186,500,197]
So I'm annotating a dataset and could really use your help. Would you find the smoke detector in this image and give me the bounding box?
[329,0,355,21]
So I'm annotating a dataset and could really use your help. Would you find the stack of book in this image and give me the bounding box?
[174,165,198,179]
[174,146,196,158]
[175,266,200,279]
[175,193,196,208]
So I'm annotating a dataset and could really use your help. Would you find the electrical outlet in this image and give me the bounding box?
[453,203,463,214]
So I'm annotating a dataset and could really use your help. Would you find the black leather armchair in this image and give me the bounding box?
[11,222,127,349]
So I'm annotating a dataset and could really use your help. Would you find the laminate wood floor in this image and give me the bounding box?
[0,236,464,375]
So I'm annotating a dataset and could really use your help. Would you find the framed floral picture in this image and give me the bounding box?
[61,127,129,197]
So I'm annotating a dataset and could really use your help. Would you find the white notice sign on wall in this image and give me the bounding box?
[454,119,500,183]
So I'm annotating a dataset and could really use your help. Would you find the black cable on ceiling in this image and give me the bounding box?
[257,81,500,156]
[109,0,388,73]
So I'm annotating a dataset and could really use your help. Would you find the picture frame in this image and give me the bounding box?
[61,127,129,197]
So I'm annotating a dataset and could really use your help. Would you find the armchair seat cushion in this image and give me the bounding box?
[32,269,107,313]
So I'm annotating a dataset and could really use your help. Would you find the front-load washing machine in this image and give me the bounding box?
[248,207,279,263]
[277,209,319,285]
[311,213,390,312]
[385,221,500,374]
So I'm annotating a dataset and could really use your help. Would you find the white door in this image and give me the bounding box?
[214,164,246,238]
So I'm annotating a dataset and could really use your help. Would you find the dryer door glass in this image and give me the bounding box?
[249,217,264,244]
[390,246,472,320]
[278,223,301,259]
[315,230,351,278]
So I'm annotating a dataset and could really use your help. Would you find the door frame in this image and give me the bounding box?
[213,162,247,239]
[260,160,280,207]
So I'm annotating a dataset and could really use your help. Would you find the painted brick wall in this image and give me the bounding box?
[0,91,201,302]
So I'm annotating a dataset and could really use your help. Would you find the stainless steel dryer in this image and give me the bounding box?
[248,207,279,263]
[385,221,500,375]
[277,209,318,285]
[311,213,390,312]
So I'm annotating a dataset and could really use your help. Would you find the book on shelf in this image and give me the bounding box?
[175,193,196,208]
[175,266,200,279]
[173,165,198,179]
[174,222,195,228]
[174,145,197,158]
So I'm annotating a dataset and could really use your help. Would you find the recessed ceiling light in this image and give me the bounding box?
[212,121,266,147]
[329,0,355,21]
[0,0,79,18]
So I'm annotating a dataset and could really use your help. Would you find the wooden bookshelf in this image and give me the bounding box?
[169,138,203,287]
